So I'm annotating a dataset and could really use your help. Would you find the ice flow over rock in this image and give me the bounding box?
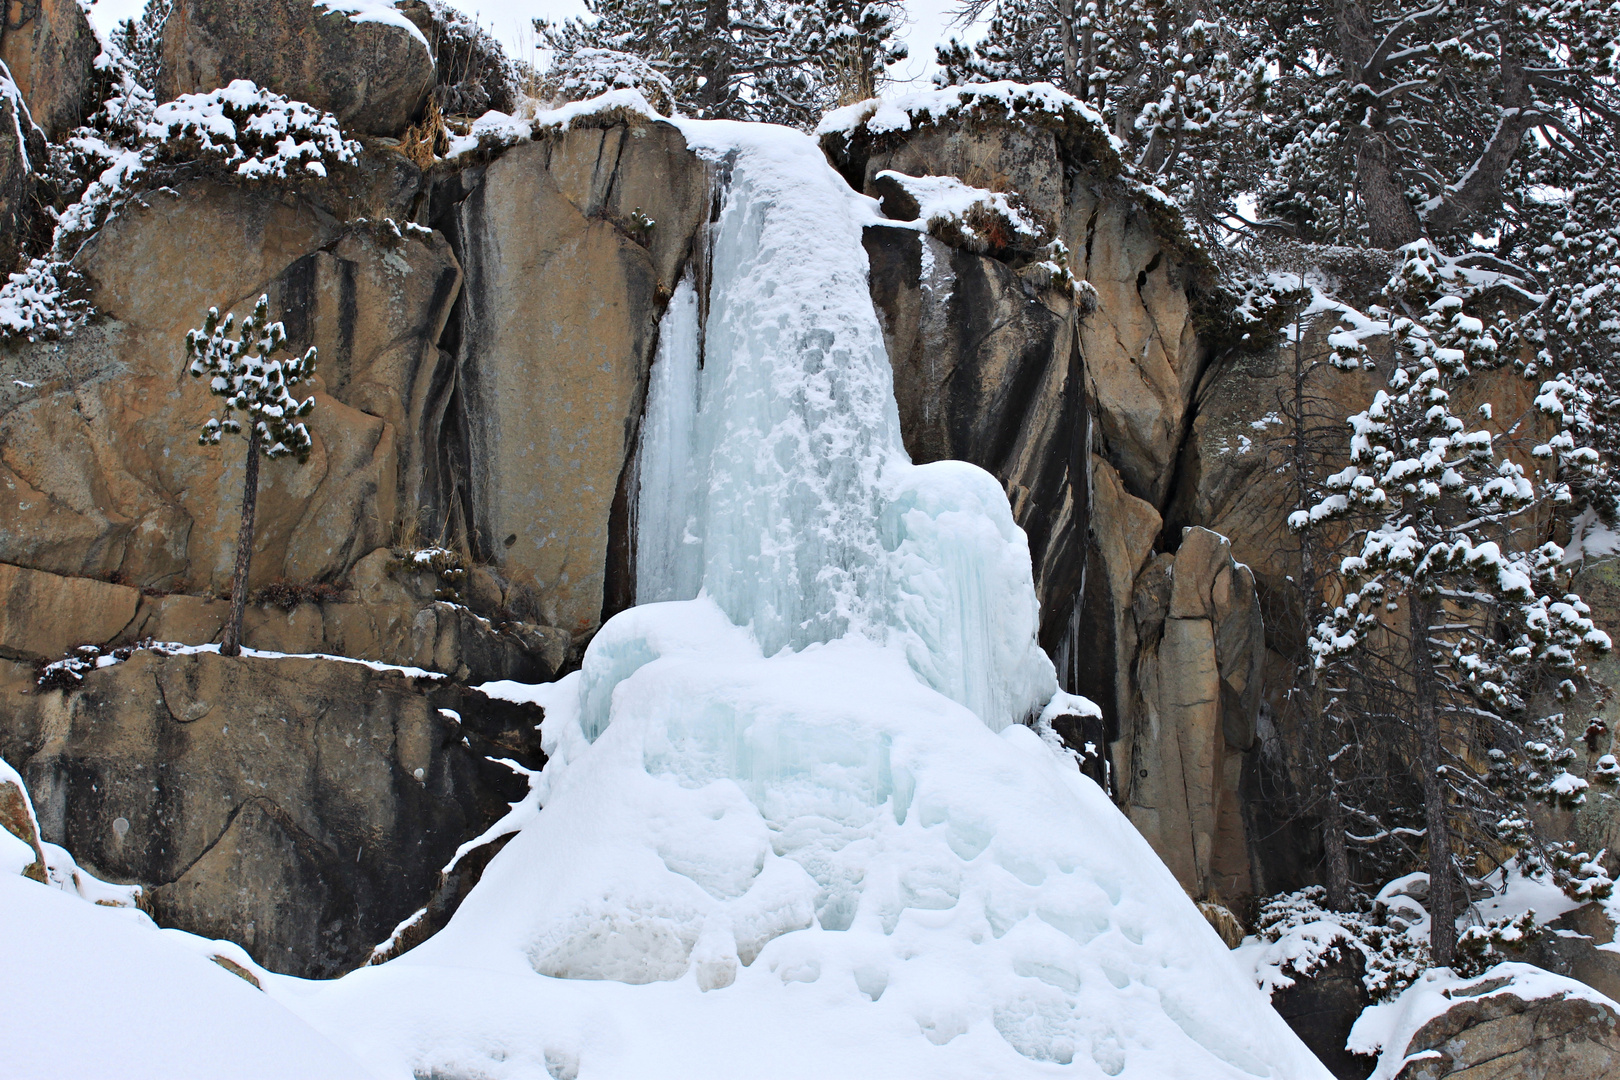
[263,117,1331,1080]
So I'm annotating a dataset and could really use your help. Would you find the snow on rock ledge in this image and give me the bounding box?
[1351,962,1620,1079]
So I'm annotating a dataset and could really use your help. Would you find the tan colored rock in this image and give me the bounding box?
[1395,988,1620,1079]
[837,113,1208,511]
[1088,459,1161,728]
[134,589,559,685]
[159,0,435,137]
[3,649,543,976]
[0,0,97,138]
[451,130,706,634]
[1124,527,1262,898]
[0,765,47,881]
[0,562,139,660]
[540,121,712,295]
[1070,187,1207,508]
[0,183,456,597]
[270,229,462,535]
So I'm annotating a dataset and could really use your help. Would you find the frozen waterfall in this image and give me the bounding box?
[261,119,1333,1080]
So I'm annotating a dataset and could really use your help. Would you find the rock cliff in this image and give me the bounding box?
[0,21,1583,995]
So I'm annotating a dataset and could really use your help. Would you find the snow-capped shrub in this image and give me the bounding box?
[540,48,674,115]
[145,81,359,180]
[1250,885,1430,1002]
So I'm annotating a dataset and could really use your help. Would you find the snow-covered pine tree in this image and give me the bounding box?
[1306,241,1612,964]
[1228,0,1620,250]
[111,0,172,92]
[540,0,907,125]
[187,295,317,657]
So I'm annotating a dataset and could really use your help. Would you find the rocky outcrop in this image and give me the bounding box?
[0,561,139,660]
[1125,526,1264,899]
[1393,986,1620,1079]
[440,120,710,633]
[0,77,40,278]
[0,0,97,139]
[0,649,543,977]
[838,101,1271,902]
[828,106,1215,514]
[159,0,436,137]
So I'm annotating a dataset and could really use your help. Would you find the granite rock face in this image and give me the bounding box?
[0,650,543,977]
[441,121,710,633]
[841,106,1267,904]
[0,0,97,138]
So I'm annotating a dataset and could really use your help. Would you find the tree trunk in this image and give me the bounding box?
[698,0,732,117]
[1322,764,1352,910]
[1358,137,1423,249]
[1334,0,1423,248]
[1079,0,1096,102]
[1290,323,1352,910]
[220,424,261,658]
[1058,0,1078,97]
[1411,592,1456,966]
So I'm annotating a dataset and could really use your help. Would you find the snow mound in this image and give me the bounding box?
[0,874,370,1079]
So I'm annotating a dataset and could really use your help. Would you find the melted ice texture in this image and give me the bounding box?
[264,120,1330,1080]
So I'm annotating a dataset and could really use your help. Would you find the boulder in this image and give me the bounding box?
[395,0,518,118]
[831,104,1212,511]
[159,0,436,137]
[1394,986,1620,1079]
[0,760,47,881]
[443,121,709,634]
[1271,948,1375,1080]
[0,649,544,976]
[0,0,97,139]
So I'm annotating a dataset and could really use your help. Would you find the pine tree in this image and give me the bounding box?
[1307,242,1611,964]
[539,0,907,125]
[187,295,317,657]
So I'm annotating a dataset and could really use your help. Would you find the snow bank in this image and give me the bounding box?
[1,760,369,1079]
[0,874,370,1079]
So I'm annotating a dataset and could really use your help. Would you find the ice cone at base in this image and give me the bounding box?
[261,116,1332,1080]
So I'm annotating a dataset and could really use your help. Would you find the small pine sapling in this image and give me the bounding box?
[187,295,316,656]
